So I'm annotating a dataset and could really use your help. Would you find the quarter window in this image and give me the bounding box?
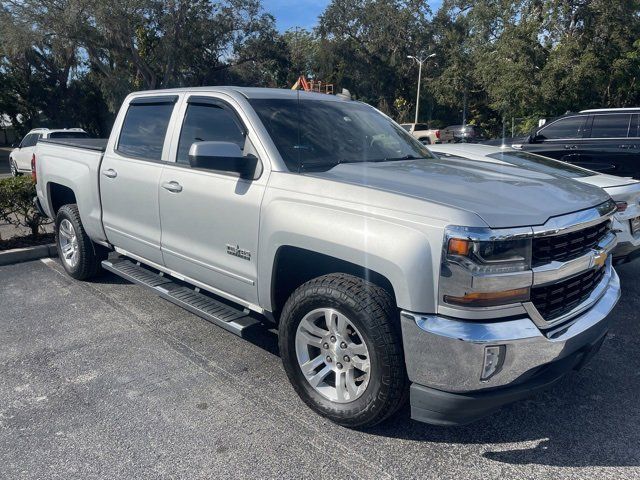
[176,103,246,165]
[589,114,631,138]
[117,102,175,160]
[538,116,586,140]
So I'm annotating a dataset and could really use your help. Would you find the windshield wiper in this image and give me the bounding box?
[372,154,426,162]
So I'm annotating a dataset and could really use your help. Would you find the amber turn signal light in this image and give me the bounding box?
[444,287,530,308]
[448,238,471,256]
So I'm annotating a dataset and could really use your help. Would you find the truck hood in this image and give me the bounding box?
[310,158,610,228]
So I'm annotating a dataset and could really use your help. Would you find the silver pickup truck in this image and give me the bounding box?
[33,87,620,427]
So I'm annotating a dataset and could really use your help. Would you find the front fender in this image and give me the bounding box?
[258,199,438,313]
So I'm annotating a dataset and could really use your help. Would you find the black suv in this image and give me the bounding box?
[486,108,640,179]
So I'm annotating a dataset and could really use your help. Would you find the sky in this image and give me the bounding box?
[265,0,443,32]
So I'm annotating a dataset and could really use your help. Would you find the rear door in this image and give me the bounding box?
[158,94,268,305]
[577,113,633,174]
[100,95,179,265]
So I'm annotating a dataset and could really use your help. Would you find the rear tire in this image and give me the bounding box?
[55,204,107,280]
[279,273,408,428]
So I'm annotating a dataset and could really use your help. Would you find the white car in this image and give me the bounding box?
[9,128,88,176]
[430,143,640,264]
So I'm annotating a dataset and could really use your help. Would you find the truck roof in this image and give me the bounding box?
[127,86,349,102]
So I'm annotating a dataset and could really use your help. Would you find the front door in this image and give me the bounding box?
[158,95,267,305]
[100,95,179,265]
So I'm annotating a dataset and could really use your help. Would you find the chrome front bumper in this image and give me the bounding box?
[401,266,620,394]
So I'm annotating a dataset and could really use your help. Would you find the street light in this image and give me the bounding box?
[407,53,436,124]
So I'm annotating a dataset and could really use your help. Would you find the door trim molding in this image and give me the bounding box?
[161,246,255,286]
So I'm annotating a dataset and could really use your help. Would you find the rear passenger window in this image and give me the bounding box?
[590,114,631,138]
[538,116,586,140]
[176,103,246,165]
[117,102,175,160]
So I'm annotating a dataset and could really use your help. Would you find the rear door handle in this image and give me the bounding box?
[618,144,631,149]
[162,181,183,193]
[564,144,579,150]
[102,168,117,178]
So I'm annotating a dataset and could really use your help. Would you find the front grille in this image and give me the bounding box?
[531,267,606,321]
[532,221,609,267]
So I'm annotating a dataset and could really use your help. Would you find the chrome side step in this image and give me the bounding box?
[102,258,261,337]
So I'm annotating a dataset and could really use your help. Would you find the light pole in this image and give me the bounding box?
[407,53,436,124]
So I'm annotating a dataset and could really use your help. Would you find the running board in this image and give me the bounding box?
[102,258,261,337]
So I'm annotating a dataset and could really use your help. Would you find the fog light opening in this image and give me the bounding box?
[481,345,506,381]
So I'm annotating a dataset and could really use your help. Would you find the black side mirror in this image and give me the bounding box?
[12,142,19,148]
[188,141,258,179]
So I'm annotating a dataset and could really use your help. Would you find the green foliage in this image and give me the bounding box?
[0,177,50,237]
[2,0,640,138]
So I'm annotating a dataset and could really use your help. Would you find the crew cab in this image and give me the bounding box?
[9,128,88,176]
[430,143,640,265]
[33,87,620,427]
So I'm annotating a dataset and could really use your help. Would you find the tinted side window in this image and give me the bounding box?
[176,103,246,165]
[589,114,631,138]
[415,123,430,130]
[538,116,586,140]
[117,103,175,160]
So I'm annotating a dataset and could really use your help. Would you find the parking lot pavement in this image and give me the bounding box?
[1,258,639,480]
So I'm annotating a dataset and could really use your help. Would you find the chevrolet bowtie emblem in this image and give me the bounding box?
[592,250,608,268]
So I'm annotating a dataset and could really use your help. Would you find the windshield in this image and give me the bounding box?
[486,150,595,178]
[249,98,435,172]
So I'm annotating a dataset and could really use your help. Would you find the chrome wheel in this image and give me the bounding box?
[58,219,80,269]
[295,308,371,403]
[10,159,17,177]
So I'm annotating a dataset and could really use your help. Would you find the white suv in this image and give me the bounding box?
[9,128,88,176]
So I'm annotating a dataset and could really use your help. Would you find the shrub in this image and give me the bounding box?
[0,176,51,237]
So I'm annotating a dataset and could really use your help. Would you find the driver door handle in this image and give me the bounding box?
[162,181,183,193]
[102,168,118,178]
[564,144,579,150]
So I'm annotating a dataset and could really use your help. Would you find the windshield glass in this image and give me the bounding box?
[486,150,595,178]
[249,98,435,172]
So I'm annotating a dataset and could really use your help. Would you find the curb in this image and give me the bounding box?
[0,244,57,266]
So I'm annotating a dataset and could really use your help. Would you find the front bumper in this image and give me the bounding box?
[401,267,620,425]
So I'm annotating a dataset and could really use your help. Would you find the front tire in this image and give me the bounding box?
[55,204,107,280]
[279,273,408,428]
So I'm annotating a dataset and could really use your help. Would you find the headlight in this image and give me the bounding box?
[440,226,533,308]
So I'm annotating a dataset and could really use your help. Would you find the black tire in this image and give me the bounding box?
[55,204,107,280]
[279,273,408,428]
[10,159,20,177]
[419,137,432,145]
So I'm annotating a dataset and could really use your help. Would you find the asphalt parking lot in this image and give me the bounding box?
[1,257,639,479]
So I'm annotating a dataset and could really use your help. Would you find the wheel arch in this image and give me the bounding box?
[270,246,397,318]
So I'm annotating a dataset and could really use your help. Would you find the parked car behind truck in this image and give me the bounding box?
[485,108,640,179]
[400,123,441,144]
[9,128,88,176]
[429,143,640,265]
[33,87,620,427]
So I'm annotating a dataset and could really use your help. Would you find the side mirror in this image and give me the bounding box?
[188,141,258,179]
[528,133,542,144]
[12,142,19,148]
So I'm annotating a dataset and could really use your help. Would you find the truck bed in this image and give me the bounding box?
[38,138,108,152]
